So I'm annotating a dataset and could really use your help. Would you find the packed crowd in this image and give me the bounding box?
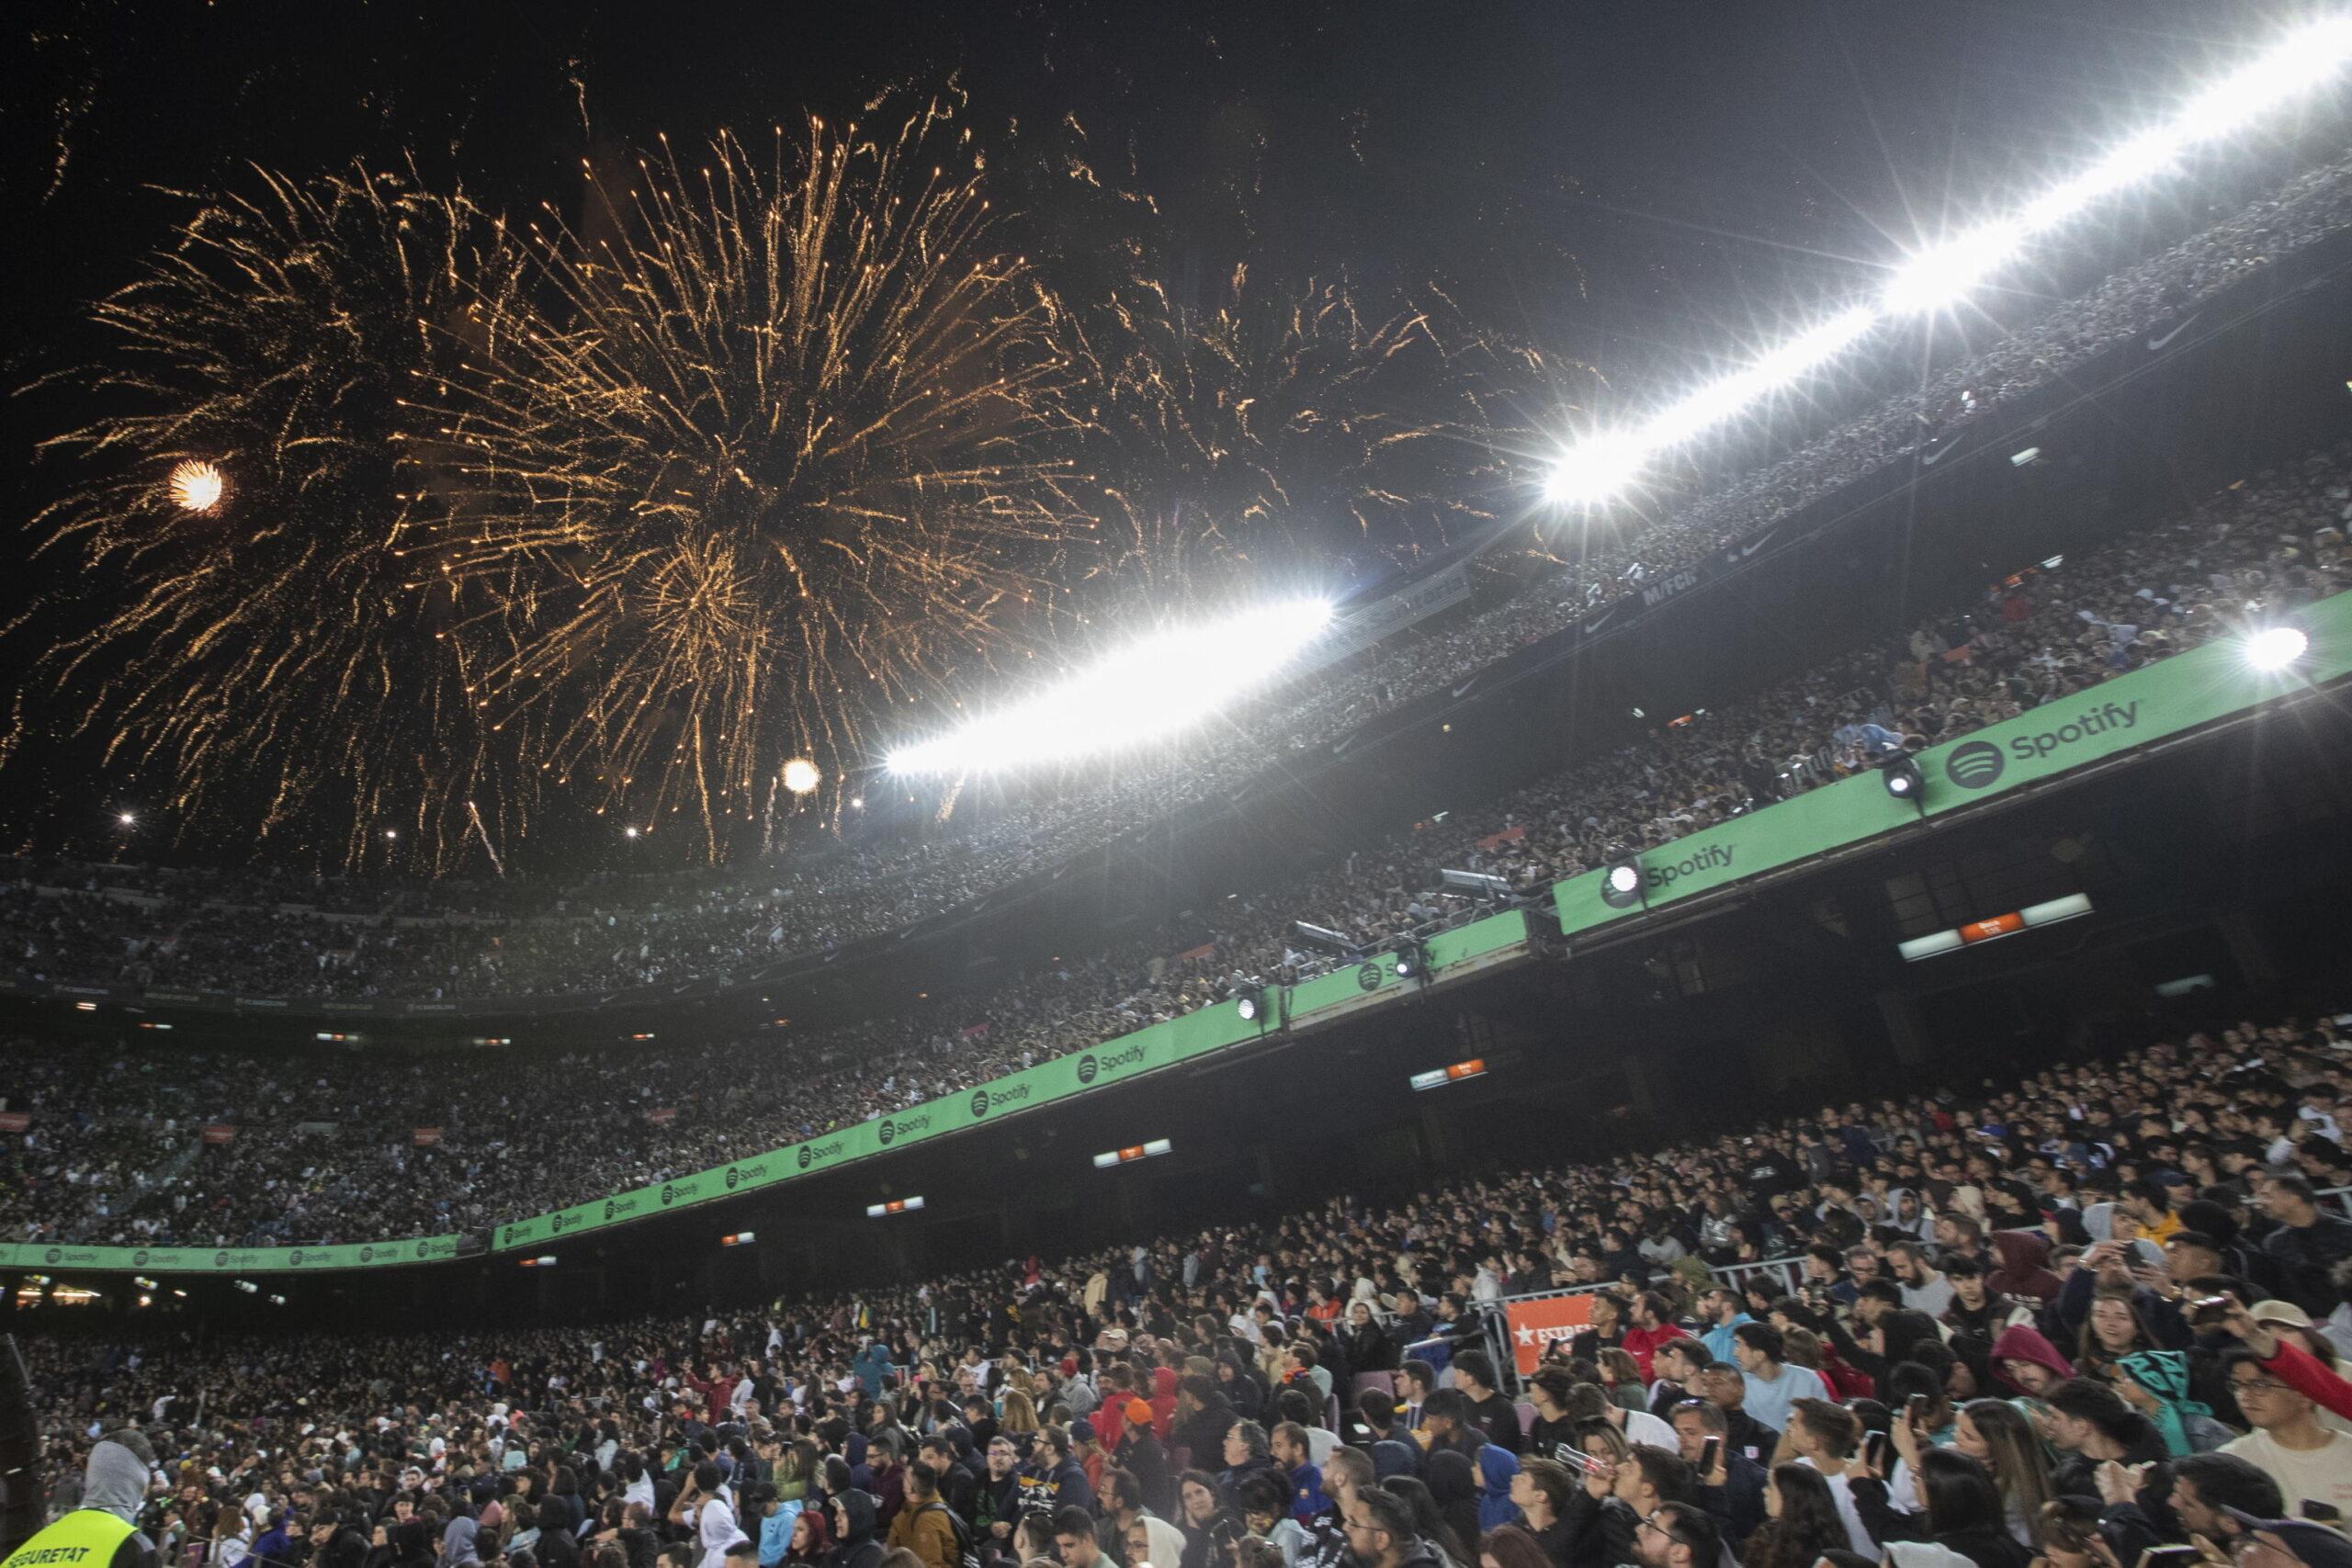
[6,438,2347,1251]
[17,1007,2352,1568]
[5,157,2349,1007]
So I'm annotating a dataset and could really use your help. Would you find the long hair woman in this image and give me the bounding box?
[998,1390,1041,1437]
[1857,1450,2032,1568]
[1740,1463,1850,1568]
[1384,1477,1472,1568]
[1946,1401,2052,1542]
[1173,1471,1242,1568]
[2074,1288,2158,1383]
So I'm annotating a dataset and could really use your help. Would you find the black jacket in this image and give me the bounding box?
[1338,1323,1399,1374]
[1849,1478,2036,1568]
[1693,1450,1768,1547]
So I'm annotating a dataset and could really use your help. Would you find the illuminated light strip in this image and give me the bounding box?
[1408,1056,1489,1092]
[1545,16,2352,503]
[886,600,1335,775]
[1898,893,2094,961]
[865,1196,926,1216]
[1091,1138,1174,1168]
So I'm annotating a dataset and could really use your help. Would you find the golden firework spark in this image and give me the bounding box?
[423,96,1091,858]
[10,162,527,869]
[781,757,822,795]
[165,459,224,513]
[1065,257,1545,611]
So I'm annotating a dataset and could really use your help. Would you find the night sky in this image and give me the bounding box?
[13,2,2305,382]
[1,0,2331,866]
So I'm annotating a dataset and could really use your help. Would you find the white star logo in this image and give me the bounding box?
[1514,1324,1535,1346]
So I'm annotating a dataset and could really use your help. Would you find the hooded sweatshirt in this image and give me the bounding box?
[47,1437,162,1568]
[825,1492,883,1568]
[1984,1232,2062,1303]
[1986,1325,2075,1396]
[439,1519,481,1568]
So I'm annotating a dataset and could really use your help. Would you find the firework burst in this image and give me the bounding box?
[1066,254,1546,612]
[424,96,1091,858]
[8,162,525,869]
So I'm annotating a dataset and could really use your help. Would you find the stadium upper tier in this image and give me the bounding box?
[4,438,2345,1254]
[4,157,2348,1012]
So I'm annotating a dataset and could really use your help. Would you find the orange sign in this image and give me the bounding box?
[1505,1292,1597,1375]
[1959,912,2025,944]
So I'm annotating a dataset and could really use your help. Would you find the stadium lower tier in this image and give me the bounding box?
[12,1001,2352,1568]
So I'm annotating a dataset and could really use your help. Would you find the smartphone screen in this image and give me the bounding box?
[1699,1437,1721,1475]
[1862,1431,1890,1472]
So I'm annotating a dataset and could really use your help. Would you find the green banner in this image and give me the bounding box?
[20,589,2343,1279]
[0,1235,463,1274]
[495,997,1279,1249]
[1557,590,2352,939]
[6,918,1542,1273]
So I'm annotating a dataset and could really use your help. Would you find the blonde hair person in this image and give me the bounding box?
[1000,1389,1041,1434]
[1950,1400,2054,1543]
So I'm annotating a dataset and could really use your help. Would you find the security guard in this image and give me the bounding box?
[5,1431,158,1568]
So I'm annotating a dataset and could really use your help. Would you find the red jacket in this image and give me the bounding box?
[1621,1324,1680,1382]
[2261,1336,2352,1421]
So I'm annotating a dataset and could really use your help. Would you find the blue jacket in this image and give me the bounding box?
[758,1504,801,1568]
[852,1342,894,1395]
[1472,1443,1520,1532]
[1286,1462,1329,1523]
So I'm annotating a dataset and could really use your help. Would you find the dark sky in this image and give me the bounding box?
[10,0,2315,392]
[2,0,2335,866]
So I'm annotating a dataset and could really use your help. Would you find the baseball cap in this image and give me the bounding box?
[2221,1512,2352,1568]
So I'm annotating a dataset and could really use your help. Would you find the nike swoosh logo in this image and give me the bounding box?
[1918,434,1962,467]
[1584,607,1615,634]
[1452,675,1479,699]
[2146,313,2199,352]
[1736,530,1776,560]
[1333,735,1355,756]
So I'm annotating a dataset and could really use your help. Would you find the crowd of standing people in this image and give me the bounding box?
[16,1005,2352,1568]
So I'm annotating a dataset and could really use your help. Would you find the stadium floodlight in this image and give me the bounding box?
[1290,920,1357,956]
[1885,16,2352,313]
[2245,622,2310,671]
[1234,982,1269,1024]
[1544,433,1650,506]
[1537,15,2352,505]
[887,599,1335,774]
[1600,857,1645,910]
[1639,306,1883,451]
[1442,869,1515,899]
[1881,755,1926,803]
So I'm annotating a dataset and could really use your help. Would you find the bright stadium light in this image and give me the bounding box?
[1639,306,1883,450]
[887,599,1335,774]
[1538,15,2352,502]
[1885,17,2352,312]
[1544,433,1650,506]
[2245,623,2309,671]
